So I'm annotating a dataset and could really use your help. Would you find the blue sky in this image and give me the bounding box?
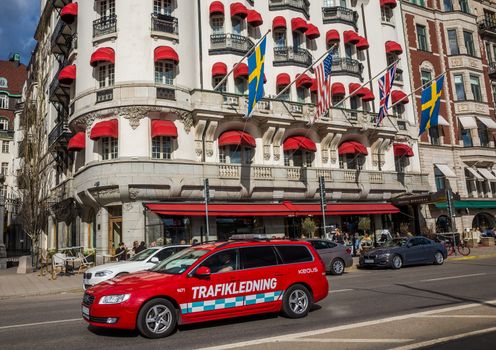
[0,0,40,65]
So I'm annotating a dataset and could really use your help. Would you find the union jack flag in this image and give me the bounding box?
[312,52,333,124]
[375,63,397,126]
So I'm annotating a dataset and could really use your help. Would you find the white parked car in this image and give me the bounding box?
[83,245,189,289]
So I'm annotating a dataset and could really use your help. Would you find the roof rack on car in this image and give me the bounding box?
[230,234,271,241]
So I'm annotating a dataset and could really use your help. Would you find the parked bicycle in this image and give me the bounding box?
[438,234,471,256]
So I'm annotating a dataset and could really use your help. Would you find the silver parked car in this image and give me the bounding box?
[306,239,353,275]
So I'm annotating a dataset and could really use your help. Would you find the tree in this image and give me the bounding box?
[301,217,317,238]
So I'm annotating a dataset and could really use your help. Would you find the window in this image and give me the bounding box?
[339,154,362,170]
[429,126,441,145]
[454,74,466,100]
[155,247,176,261]
[463,31,476,57]
[1,162,7,175]
[153,0,173,15]
[416,25,428,51]
[232,18,242,35]
[461,128,473,147]
[2,140,9,153]
[310,240,337,250]
[155,61,174,85]
[101,137,118,160]
[240,246,278,269]
[345,44,353,59]
[276,245,313,264]
[293,32,302,49]
[98,64,114,88]
[486,43,492,64]
[152,136,172,159]
[219,145,252,165]
[284,150,313,167]
[421,69,432,88]
[478,123,490,147]
[200,249,238,273]
[274,30,286,48]
[434,168,446,191]
[332,95,342,106]
[459,0,469,13]
[381,6,394,23]
[0,185,6,198]
[393,104,404,118]
[99,0,115,17]
[0,78,7,88]
[470,75,482,102]
[235,78,247,95]
[0,117,8,130]
[395,155,408,173]
[409,0,425,5]
[444,0,453,11]
[0,95,8,109]
[324,0,347,6]
[297,87,306,103]
[447,30,459,55]
[277,86,290,101]
[213,76,226,92]
[211,16,224,34]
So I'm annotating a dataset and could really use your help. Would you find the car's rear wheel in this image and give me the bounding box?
[434,251,444,265]
[137,298,177,338]
[330,258,345,275]
[391,255,403,269]
[282,284,312,319]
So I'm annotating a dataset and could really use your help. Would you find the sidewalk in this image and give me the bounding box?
[448,245,496,261]
[0,267,83,300]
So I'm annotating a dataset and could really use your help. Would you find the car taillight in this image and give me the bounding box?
[346,247,352,255]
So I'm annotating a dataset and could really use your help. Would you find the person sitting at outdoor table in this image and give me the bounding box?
[115,242,128,261]
[135,241,146,254]
[132,241,139,255]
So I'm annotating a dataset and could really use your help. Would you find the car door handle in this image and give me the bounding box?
[274,273,284,277]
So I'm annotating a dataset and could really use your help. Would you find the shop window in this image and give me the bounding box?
[101,137,118,160]
[219,145,253,165]
[284,150,313,167]
[155,61,175,85]
[152,136,172,159]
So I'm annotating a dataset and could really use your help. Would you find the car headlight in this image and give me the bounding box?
[95,270,113,277]
[99,294,131,304]
[376,253,391,259]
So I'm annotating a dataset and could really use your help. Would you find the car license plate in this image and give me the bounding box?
[82,305,90,319]
[364,259,374,264]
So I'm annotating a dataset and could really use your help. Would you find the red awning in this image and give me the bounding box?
[326,29,340,43]
[151,120,178,138]
[276,73,291,87]
[361,88,375,102]
[349,83,366,96]
[90,120,118,140]
[310,79,318,92]
[144,201,400,217]
[273,16,287,30]
[356,36,369,50]
[61,2,78,23]
[332,82,345,96]
[233,63,248,79]
[67,132,85,151]
[90,47,115,66]
[338,141,368,155]
[343,30,360,44]
[381,0,397,8]
[209,1,224,15]
[393,143,414,157]
[391,90,409,104]
[291,18,308,32]
[305,24,320,39]
[154,46,179,63]
[296,73,313,88]
[58,65,76,85]
[219,130,256,148]
[212,62,227,77]
[247,10,263,26]
[283,136,317,152]
[230,2,248,18]
[385,40,403,54]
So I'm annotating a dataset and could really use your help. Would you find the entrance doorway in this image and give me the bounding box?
[108,206,123,254]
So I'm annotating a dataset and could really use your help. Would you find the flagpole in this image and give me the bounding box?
[213,30,272,92]
[273,43,338,100]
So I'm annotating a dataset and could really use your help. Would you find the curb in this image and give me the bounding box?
[0,288,83,301]
[448,253,496,262]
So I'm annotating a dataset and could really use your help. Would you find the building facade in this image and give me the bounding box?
[401,0,496,235]
[25,0,429,255]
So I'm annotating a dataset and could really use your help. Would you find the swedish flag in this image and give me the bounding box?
[419,75,444,136]
[246,37,266,118]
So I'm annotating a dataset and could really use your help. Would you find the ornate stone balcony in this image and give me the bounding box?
[210,33,254,55]
[273,46,312,67]
[269,0,310,18]
[322,6,358,27]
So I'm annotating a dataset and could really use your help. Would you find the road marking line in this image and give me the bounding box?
[0,318,82,330]
[328,289,353,293]
[386,326,496,350]
[420,273,487,282]
[415,315,496,318]
[196,299,496,350]
[290,338,413,343]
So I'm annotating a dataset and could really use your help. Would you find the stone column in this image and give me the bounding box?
[99,207,109,255]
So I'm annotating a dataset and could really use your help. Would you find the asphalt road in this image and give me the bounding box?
[0,257,495,350]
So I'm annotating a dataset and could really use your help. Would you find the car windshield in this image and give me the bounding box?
[150,248,210,274]
[130,248,159,262]
[383,238,408,247]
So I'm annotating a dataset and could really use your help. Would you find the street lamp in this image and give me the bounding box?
[0,174,6,269]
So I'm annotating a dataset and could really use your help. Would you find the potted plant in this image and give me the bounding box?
[301,217,317,238]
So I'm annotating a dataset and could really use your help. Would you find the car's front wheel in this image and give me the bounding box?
[282,284,312,319]
[391,255,403,269]
[137,298,177,339]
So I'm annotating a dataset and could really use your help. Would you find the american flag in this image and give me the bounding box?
[375,63,397,126]
[312,53,333,124]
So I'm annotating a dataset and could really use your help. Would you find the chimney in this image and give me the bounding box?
[9,53,21,66]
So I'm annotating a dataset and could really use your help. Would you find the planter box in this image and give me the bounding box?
[480,237,495,247]
[464,238,478,248]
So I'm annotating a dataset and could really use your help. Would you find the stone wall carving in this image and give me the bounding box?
[120,106,153,129]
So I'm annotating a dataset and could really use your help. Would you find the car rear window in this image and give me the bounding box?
[276,245,313,264]
[240,246,278,269]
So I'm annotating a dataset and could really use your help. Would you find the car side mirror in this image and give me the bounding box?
[195,266,211,278]
[150,257,159,263]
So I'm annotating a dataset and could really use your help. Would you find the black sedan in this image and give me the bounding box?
[359,236,447,269]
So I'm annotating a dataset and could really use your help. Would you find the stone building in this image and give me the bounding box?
[22,0,428,255]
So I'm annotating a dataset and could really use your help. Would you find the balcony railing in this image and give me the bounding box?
[96,88,114,103]
[93,15,117,38]
[478,18,496,36]
[331,57,363,77]
[51,19,72,56]
[210,33,254,55]
[157,86,176,100]
[48,121,71,148]
[269,0,310,18]
[273,46,312,67]
[151,13,178,35]
[322,6,358,27]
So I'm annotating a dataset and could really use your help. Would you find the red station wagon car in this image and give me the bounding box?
[82,239,329,338]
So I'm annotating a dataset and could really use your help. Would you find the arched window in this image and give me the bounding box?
[0,78,7,88]
[219,130,255,165]
[0,117,8,130]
